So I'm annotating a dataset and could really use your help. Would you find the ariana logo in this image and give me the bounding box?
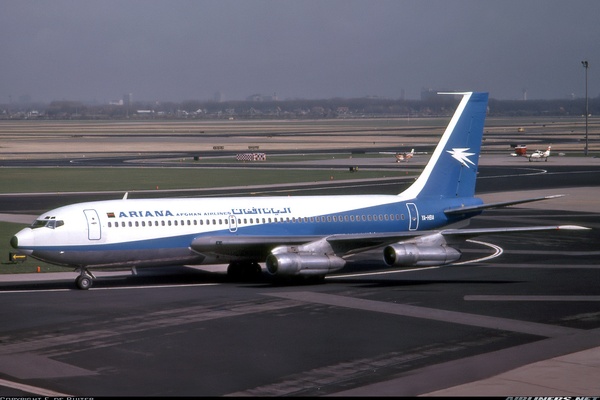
[447,148,475,168]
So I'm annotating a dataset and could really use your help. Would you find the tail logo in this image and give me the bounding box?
[447,148,475,168]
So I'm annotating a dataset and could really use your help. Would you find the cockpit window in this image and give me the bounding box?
[30,220,48,229]
[30,217,64,229]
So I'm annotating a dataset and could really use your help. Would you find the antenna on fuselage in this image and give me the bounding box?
[123,192,129,200]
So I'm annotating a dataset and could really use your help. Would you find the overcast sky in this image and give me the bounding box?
[1,0,599,103]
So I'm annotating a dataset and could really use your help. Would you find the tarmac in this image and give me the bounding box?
[423,346,600,396]
[0,269,598,396]
[1,234,598,396]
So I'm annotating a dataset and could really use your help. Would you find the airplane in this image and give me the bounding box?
[395,149,415,162]
[528,145,551,162]
[510,144,527,157]
[379,148,427,162]
[10,92,588,290]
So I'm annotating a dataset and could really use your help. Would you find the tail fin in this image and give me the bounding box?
[399,92,488,199]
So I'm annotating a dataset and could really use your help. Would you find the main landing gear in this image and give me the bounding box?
[75,268,95,290]
[227,261,263,281]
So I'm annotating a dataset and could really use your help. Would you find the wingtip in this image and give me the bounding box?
[557,225,591,230]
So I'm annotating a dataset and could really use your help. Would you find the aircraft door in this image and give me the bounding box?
[83,209,101,240]
[406,203,419,231]
[228,215,238,233]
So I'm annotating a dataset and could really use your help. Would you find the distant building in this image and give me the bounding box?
[123,93,133,106]
[246,93,278,102]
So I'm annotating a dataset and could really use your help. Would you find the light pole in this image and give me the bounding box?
[582,60,589,156]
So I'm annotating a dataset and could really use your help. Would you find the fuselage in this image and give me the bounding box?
[11,194,483,269]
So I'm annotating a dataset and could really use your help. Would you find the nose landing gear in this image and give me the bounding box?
[75,268,95,290]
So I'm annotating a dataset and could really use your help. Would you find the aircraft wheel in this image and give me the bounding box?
[227,261,263,281]
[249,262,262,277]
[76,275,93,290]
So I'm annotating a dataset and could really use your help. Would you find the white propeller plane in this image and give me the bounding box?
[528,146,551,162]
[395,149,415,162]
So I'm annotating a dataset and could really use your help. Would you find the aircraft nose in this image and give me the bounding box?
[10,228,34,251]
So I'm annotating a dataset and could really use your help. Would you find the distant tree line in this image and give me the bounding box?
[1,96,598,120]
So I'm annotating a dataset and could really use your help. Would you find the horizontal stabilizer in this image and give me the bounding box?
[444,194,565,215]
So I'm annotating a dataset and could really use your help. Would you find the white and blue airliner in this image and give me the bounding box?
[10,92,587,289]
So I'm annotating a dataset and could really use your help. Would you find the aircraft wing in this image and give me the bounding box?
[444,194,565,215]
[190,232,425,259]
[190,224,588,260]
[190,235,318,258]
[322,224,588,254]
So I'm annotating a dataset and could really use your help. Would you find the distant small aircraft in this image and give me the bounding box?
[395,149,415,162]
[528,146,551,162]
[379,148,427,163]
[510,145,528,157]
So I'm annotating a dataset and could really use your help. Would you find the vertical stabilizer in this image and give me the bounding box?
[399,92,488,200]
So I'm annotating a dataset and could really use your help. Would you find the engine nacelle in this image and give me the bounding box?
[265,253,346,276]
[383,243,461,267]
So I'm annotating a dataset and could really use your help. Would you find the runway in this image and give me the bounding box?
[0,153,599,396]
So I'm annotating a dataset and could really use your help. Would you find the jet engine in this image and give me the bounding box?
[265,253,346,276]
[383,243,461,267]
